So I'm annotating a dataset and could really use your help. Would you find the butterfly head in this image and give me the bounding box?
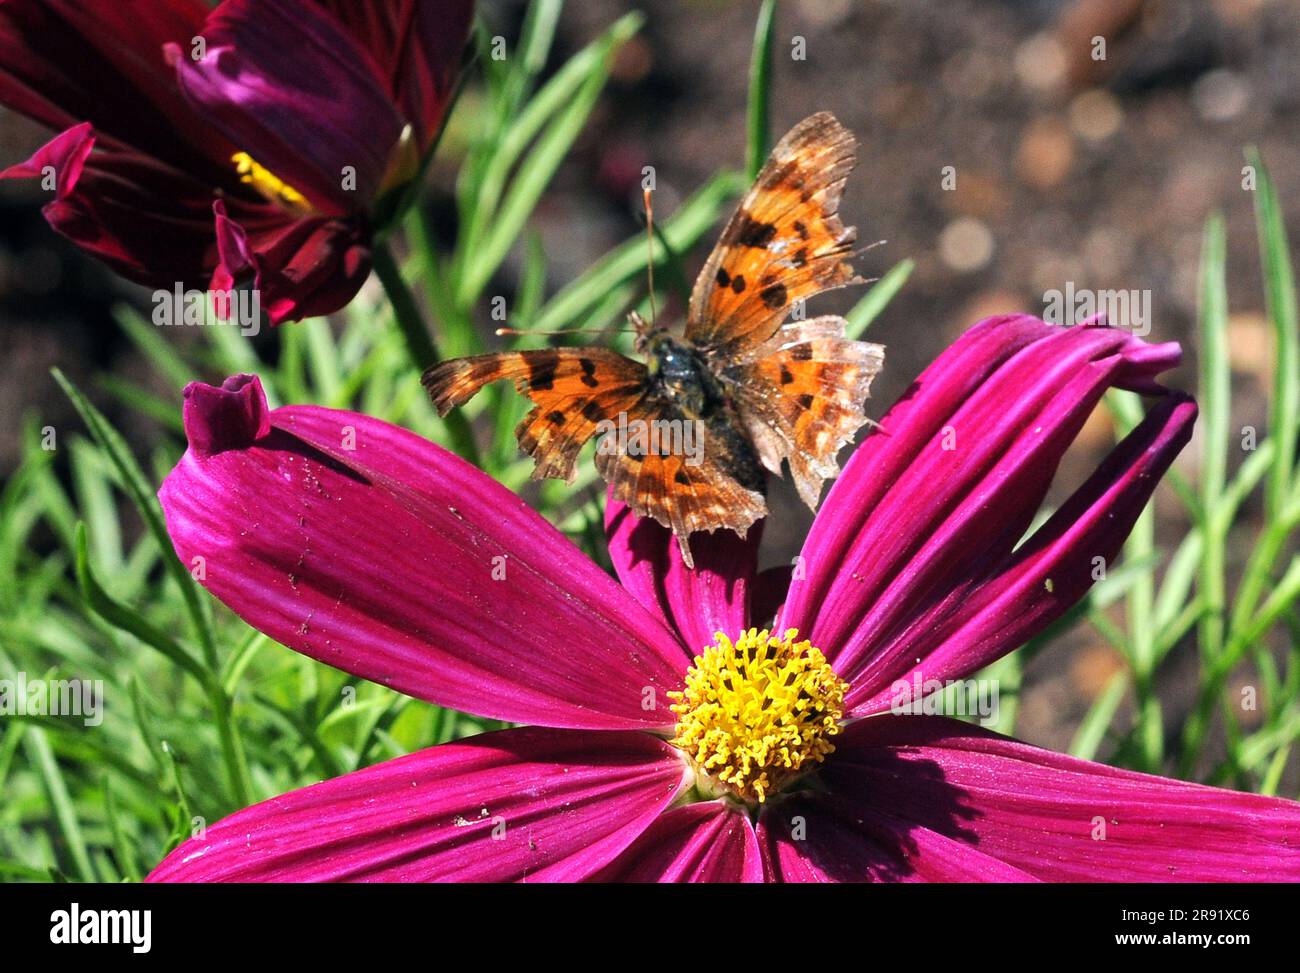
[629,309,668,356]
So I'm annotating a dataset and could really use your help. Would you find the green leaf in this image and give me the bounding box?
[846,258,914,338]
[1247,149,1299,516]
[25,727,95,882]
[746,0,777,181]
[1196,214,1230,668]
[73,523,208,687]
[456,12,644,306]
[104,780,141,883]
[51,368,216,663]
[113,304,196,392]
[1070,670,1129,761]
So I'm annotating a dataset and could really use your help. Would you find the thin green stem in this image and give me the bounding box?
[372,240,481,465]
[1197,216,1229,676]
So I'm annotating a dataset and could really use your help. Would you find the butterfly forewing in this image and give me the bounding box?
[685,111,862,355]
[423,348,648,483]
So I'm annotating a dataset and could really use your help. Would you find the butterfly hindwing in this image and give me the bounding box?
[685,111,862,355]
[721,315,884,508]
[593,396,767,567]
[423,348,648,482]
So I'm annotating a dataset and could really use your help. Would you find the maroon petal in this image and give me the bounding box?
[0,0,235,181]
[168,0,403,212]
[316,0,472,149]
[779,317,1184,690]
[0,122,94,197]
[211,203,371,325]
[821,716,1300,882]
[757,795,1036,882]
[148,726,687,882]
[847,394,1194,713]
[590,801,763,882]
[160,376,689,730]
[0,123,251,287]
[605,496,759,655]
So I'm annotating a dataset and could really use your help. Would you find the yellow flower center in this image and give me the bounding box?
[231,152,313,215]
[669,628,847,805]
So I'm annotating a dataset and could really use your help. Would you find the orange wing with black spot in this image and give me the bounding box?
[423,347,766,567]
[423,348,648,483]
[685,111,862,355]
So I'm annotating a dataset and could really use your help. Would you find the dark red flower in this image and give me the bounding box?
[0,0,472,323]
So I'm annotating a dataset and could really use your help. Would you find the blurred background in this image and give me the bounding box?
[2,0,1298,763]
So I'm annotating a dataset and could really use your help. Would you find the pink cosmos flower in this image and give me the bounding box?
[149,316,1300,882]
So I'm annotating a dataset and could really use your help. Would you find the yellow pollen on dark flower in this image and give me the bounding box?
[669,627,847,805]
[231,152,313,215]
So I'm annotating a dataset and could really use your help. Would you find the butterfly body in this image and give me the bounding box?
[424,112,885,566]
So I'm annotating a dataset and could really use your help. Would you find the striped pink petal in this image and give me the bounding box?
[148,726,687,882]
[590,801,763,882]
[160,375,688,730]
[605,494,759,654]
[757,795,1037,882]
[847,393,1195,714]
[777,317,1186,698]
[819,716,1300,882]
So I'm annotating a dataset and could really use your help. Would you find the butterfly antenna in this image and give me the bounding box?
[852,239,888,259]
[644,185,657,325]
[495,326,633,337]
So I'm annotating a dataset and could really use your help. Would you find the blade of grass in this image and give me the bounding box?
[1247,148,1299,519]
[531,170,744,333]
[459,13,644,305]
[25,726,95,882]
[1196,215,1230,693]
[846,258,914,338]
[746,0,776,181]
[1070,670,1130,761]
[73,524,206,686]
[51,368,215,663]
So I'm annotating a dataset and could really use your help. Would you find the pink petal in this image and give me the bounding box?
[148,727,687,882]
[605,495,759,654]
[159,376,689,730]
[0,122,94,198]
[778,317,1183,689]
[757,795,1036,882]
[847,393,1196,714]
[822,716,1300,882]
[590,801,763,882]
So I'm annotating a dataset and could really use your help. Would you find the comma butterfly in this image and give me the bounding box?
[423,112,884,567]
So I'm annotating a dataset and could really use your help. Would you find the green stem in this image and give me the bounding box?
[371,240,481,465]
[207,681,252,808]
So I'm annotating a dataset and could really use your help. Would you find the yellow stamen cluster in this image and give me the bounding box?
[669,628,847,804]
[231,152,313,215]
